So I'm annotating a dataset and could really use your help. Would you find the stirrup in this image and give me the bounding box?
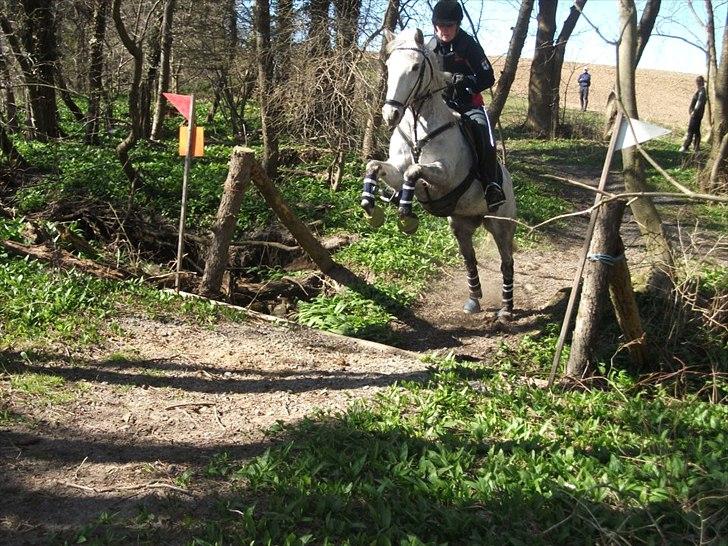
[485,182,505,212]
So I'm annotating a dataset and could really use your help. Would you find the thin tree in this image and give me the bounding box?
[616,0,674,292]
[525,0,558,136]
[0,4,61,139]
[547,0,587,137]
[111,0,145,199]
[604,0,661,135]
[0,37,19,133]
[150,0,176,141]
[702,2,727,192]
[488,0,534,127]
[84,0,108,144]
[254,0,279,177]
[361,0,400,160]
[525,0,587,137]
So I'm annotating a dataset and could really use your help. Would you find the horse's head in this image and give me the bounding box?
[381,28,445,129]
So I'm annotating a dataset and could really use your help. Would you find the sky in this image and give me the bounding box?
[432,0,727,75]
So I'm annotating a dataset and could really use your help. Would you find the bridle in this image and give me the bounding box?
[384,46,453,163]
[384,46,437,112]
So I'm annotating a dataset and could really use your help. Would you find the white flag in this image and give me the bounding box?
[615,117,671,150]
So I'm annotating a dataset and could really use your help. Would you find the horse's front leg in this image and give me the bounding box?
[449,216,483,314]
[361,160,405,226]
[398,161,450,218]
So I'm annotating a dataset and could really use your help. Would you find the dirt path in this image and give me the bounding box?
[1,315,430,543]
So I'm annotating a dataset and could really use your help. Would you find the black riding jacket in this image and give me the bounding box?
[429,29,495,112]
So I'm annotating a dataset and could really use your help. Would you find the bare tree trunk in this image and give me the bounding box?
[607,235,648,371]
[361,0,399,159]
[333,0,360,50]
[139,24,161,140]
[635,0,661,63]
[112,0,144,198]
[54,66,85,123]
[617,0,674,292]
[604,0,660,138]
[525,0,558,136]
[150,0,176,140]
[0,39,19,133]
[254,0,279,178]
[567,201,627,377]
[0,117,28,169]
[703,4,728,192]
[488,0,534,126]
[708,131,728,190]
[200,147,253,298]
[0,5,60,140]
[308,0,332,56]
[548,0,587,137]
[85,0,108,144]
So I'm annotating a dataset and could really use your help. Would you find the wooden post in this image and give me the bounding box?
[175,94,195,292]
[548,112,623,387]
[200,146,253,297]
[244,148,336,274]
[607,237,648,371]
[566,200,625,377]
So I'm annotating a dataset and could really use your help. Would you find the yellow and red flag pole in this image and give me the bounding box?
[175,94,195,292]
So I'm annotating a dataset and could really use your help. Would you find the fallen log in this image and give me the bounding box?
[1,239,131,281]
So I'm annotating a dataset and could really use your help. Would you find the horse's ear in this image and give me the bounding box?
[383,29,395,44]
[415,28,424,46]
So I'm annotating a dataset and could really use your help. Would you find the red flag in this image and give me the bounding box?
[163,92,192,121]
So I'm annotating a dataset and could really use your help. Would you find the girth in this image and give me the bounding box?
[401,118,479,218]
[418,168,478,217]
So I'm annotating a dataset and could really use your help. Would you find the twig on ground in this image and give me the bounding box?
[59,480,192,496]
[213,405,226,429]
[164,402,216,410]
[74,456,89,479]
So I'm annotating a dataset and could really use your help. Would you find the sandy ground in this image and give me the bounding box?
[492,57,700,129]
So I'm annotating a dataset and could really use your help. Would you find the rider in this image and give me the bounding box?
[429,0,505,212]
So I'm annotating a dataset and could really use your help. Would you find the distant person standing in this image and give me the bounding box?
[679,75,707,153]
[578,67,591,111]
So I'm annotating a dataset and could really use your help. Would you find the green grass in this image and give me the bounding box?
[0,250,248,347]
[149,352,726,545]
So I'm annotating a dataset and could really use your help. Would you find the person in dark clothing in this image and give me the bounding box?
[429,0,505,212]
[578,67,591,111]
[680,75,707,152]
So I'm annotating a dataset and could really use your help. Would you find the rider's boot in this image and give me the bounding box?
[476,125,505,213]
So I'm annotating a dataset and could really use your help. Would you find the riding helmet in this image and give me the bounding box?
[432,0,463,25]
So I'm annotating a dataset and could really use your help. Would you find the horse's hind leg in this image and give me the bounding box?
[488,219,516,320]
[449,216,483,314]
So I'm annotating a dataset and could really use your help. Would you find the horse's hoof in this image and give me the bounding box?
[366,206,385,228]
[398,215,419,235]
[497,308,513,321]
[463,298,481,314]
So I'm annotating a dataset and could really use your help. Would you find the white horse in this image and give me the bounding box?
[361,28,516,318]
